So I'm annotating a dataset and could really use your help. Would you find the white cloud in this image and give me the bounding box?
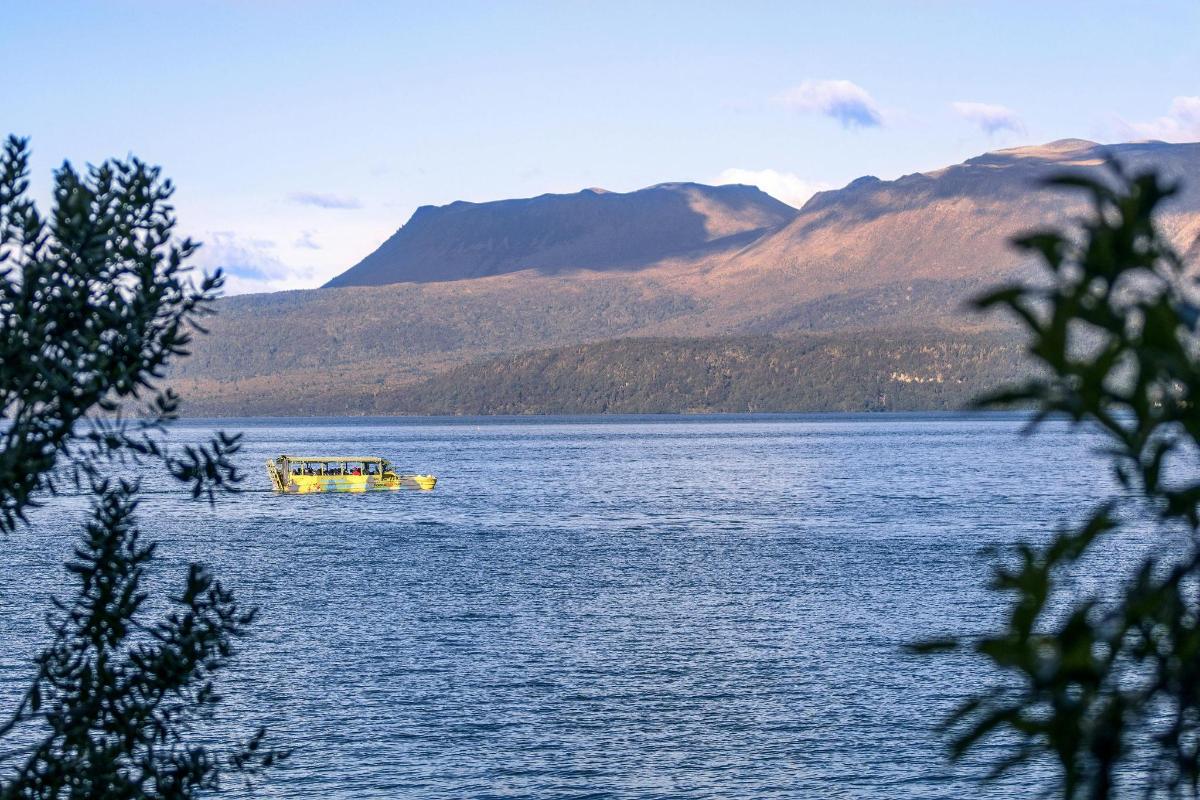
[776,79,884,128]
[288,191,362,209]
[951,101,1024,136]
[1123,96,1200,142]
[191,231,319,296]
[716,168,831,209]
[294,230,321,249]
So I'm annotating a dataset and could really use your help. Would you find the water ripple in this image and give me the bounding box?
[0,415,1132,797]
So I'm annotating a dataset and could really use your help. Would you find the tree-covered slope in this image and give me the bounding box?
[385,333,1027,415]
[178,331,1027,416]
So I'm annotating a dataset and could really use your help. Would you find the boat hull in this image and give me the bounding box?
[280,475,436,494]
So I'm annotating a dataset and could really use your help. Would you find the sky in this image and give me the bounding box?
[3,0,1199,295]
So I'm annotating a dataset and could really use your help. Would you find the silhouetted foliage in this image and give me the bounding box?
[922,162,1200,797]
[0,135,284,796]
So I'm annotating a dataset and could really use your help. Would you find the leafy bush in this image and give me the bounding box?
[925,163,1200,797]
[0,135,284,797]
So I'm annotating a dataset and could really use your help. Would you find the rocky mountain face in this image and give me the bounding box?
[176,139,1200,415]
[324,182,799,286]
[678,139,1200,332]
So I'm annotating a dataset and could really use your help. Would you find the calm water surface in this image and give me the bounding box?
[0,414,1140,797]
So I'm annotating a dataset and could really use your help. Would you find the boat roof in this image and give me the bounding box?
[279,455,389,462]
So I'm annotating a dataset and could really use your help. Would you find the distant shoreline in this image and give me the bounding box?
[170,409,1038,426]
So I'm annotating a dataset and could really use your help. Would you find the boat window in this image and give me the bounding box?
[366,462,378,476]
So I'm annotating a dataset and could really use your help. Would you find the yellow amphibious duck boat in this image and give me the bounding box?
[266,456,436,494]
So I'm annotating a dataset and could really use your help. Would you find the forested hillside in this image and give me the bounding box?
[179,331,1027,416]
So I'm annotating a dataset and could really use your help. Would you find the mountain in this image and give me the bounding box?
[658,139,1200,334]
[324,182,799,287]
[174,139,1200,416]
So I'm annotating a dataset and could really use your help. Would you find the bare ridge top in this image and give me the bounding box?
[325,181,800,287]
[995,138,1101,156]
[324,139,1200,289]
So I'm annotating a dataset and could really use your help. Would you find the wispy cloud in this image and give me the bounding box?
[294,230,321,250]
[193,232,318,295]
[951,101,1024,136]
[1122,96,1200,143]
[776,79,884,129]
[196,232,289,281]
[716,168,831,209]
[288,191,362,209]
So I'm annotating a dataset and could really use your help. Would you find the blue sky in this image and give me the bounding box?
[3,0,1198,294]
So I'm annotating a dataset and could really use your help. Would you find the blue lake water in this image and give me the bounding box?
[0,414,1138,797]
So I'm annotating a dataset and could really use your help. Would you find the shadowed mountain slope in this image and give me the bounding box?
[177,139,1200,415]
[324,182,799,286]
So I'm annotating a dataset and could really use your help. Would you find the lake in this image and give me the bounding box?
[0,414,1131,797]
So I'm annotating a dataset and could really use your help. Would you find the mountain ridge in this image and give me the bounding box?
[325,181,798,287]
[178,139,1200,415]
